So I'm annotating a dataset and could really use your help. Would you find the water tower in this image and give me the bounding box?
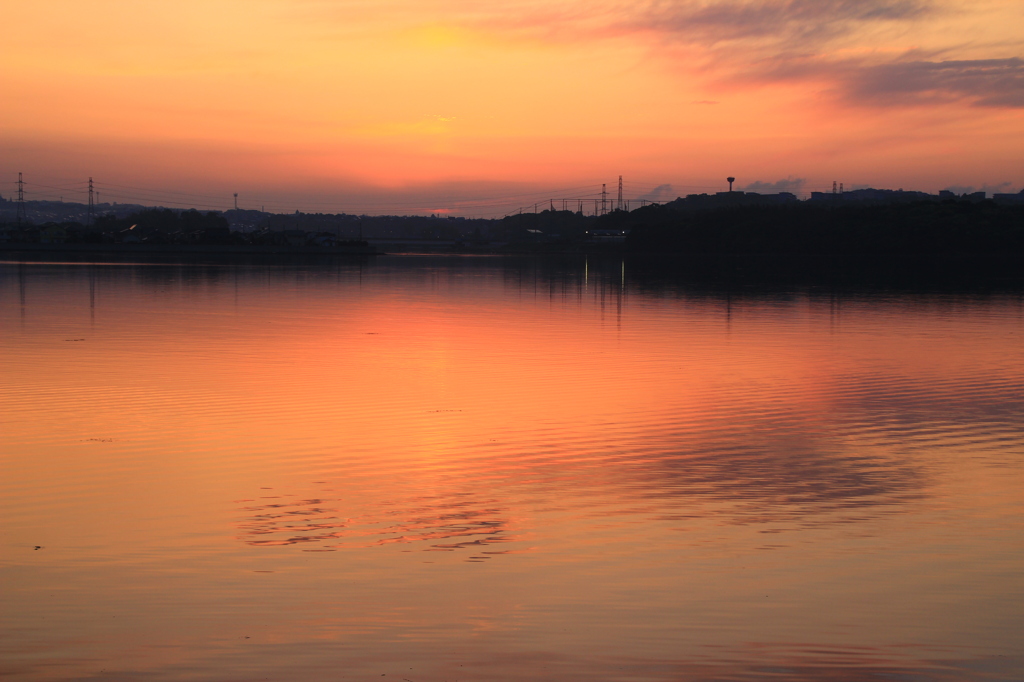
[727,177,735,192]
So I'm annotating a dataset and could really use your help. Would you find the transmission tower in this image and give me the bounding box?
[234,193,239,210]
[617,176,623,211]
[16,172,26,227]
[88,177,95,226]
[601,184,607,215]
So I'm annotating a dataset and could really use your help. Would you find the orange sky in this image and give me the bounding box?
[2,0,1023,214]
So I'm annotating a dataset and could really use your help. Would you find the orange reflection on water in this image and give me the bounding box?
[2,258,1024,681]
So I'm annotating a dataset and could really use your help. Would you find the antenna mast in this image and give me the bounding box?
[16,173,26,227]
[88,177,94,226]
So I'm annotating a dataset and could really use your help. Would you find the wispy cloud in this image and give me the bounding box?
[474,1,1023,109]
[846,58,1024,107]
[740,55,1024,108]
[613,0,932,45]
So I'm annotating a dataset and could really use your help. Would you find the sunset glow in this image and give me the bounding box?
[3,0,1023,213]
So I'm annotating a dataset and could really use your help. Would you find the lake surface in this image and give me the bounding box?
[2,256,1023,681]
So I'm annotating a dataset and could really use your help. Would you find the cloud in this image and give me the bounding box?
[742,177,806,193]
[732,54,1024,108]
[547,3,1023,110]
[845,58,1024,107]
[456,1,1024,110]
[462,0,934,44]
[616,0,932,46]
[300,1,1023,110]
[638,183,678,202]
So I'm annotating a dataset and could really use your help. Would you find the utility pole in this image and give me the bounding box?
[16,173,26,227]
[88,177,94,226]
[617,176,623,211]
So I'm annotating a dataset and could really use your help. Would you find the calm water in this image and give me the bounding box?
[2,257,1023,681]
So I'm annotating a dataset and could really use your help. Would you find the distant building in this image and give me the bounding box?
[993,189,1024,204]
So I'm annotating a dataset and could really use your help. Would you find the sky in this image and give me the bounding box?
[2,0,1023,216]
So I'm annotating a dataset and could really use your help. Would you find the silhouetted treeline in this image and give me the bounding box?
[493,210,594,243]
[5,199,1024,256]
[89,208,233,244]
[611,200,1024,255]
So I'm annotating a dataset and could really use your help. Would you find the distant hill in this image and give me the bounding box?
[615,199,1024,255]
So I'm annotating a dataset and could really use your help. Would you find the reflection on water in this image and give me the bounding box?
[1,256,1023,681]
[237,492,516,555]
